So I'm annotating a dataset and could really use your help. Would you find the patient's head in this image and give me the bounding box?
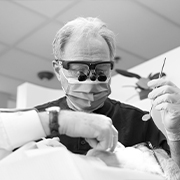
[87,142,180,180]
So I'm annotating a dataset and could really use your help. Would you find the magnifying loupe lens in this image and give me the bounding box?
[97,72,107,81]
[90,75,96,81]
[78,72,87,81]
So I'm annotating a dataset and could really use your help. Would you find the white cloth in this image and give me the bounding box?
[0,109,46,151]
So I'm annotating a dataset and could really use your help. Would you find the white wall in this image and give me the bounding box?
[110,46,180,104]
[16,82,64,108]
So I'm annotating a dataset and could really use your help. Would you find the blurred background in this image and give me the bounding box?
[0,0,180,108]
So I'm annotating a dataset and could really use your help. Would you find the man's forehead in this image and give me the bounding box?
[63,36,110,61]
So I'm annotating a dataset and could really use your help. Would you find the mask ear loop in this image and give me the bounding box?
[59,68,71,96]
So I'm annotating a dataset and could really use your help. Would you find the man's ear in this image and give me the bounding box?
[52,60,61,80]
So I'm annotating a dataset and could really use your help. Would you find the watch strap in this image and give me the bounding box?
[46,107,60,138]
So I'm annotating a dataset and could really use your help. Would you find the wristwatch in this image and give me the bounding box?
[46,106,61,137]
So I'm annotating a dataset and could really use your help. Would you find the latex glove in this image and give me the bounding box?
[60,111,118,151]
[148,78,180,138]
[87,141,125,155]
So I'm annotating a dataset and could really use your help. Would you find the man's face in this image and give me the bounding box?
[61,35,111,79]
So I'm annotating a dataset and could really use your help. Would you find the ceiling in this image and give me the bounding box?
[1,0,180,104]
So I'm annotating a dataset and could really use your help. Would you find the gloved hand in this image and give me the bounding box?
[148,78,180,141]
[59,111,118,151]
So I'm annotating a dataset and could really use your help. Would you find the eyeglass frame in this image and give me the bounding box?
[55,59,114,71]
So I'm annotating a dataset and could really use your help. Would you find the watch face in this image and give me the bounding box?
[46,106,60,112]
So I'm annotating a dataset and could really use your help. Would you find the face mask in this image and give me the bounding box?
[60,69,111,112]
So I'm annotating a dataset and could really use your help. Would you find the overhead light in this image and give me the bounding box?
[38,71,54,80]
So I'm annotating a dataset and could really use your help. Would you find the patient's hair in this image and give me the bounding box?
[87,142,180,180]
[154,148,180,180]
